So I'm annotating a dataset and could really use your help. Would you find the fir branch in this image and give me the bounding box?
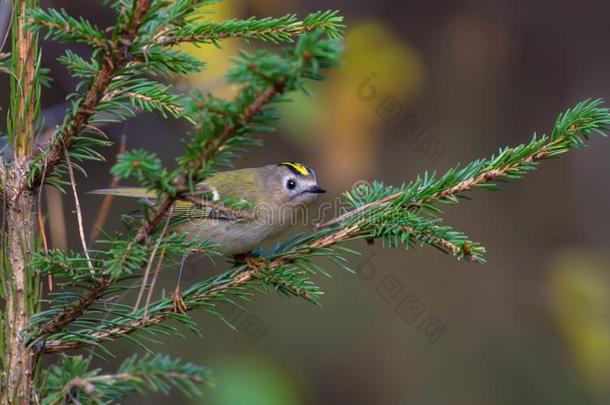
[31,278,110,342]
[318,99,610,229]
[26,235,217,349]
[161,11,344,46]
[101,78,190,119]
[42,270,255,352]
[27,8,106,48]
[39,99,609,353]
[24,0,152,192]
[41,354,211,404]
[39,217,469,352]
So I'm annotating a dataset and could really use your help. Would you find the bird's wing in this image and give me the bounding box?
[174,171,260,222]
[204,169,262,200]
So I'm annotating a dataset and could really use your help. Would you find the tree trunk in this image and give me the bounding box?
[2,172,37,404]
[1,1,41,403]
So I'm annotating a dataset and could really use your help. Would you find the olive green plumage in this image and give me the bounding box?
[91,163,326,254]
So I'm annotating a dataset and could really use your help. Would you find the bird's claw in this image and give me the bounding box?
[171,287,187,314]
[233,254,266,271]
[245,256,265,270]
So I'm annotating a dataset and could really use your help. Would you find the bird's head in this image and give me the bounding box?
[261,162,326,208]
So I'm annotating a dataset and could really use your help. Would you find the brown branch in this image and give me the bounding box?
[44,272,253,353]
[31,278,110,341]
[401,225,481,262]
[24,0,151,192]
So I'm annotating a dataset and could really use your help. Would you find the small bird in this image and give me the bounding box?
[92,162,325,312]
[91,162,326,255]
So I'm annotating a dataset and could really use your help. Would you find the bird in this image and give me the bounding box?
[91,162,326,313]
[91,162,327,255]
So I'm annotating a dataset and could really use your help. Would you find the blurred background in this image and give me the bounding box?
[2,0,610,404]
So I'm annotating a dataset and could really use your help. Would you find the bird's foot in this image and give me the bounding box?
[232,253,265,271]
[245,256,265,271]
[171,286,187,314]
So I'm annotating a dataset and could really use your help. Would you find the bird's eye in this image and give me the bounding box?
[286,179,297,190]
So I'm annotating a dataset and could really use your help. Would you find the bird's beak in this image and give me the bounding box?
[307,185,326,194]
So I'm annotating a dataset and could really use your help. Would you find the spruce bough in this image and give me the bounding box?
[0,0,606,403]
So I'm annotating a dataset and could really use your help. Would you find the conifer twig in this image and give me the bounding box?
[23,0,152,192]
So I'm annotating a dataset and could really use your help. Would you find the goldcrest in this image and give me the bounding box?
[91,162,326,254]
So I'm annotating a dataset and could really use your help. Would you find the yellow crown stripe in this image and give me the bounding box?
[280,162,310,176]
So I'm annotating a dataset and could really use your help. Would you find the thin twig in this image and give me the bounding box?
[36,158,52,290]
[133,204,174,315]
[143,233,170,317]
[64,141,95,275]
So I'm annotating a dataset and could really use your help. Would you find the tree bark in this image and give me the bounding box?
[1,1,40,403]
[2,171,37,404]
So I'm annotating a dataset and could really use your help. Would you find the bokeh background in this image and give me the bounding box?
[2,0,610,404]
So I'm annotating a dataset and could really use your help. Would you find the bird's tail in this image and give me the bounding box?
[88,187,156,199]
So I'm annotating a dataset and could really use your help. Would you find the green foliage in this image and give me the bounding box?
[168,11,344,45]
[20,8,345,402]
[26,0,344,190]
[24,232,216,361]
[28,8,106,47]
[41,354,212,404]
